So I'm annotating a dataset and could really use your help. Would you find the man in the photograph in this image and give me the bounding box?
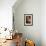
[26,16,31,24]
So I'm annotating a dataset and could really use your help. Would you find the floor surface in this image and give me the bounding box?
[0,39,16,46]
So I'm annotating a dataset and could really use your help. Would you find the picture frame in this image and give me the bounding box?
[24,14,33,26]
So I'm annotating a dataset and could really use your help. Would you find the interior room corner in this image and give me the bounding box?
[0,0,46,46]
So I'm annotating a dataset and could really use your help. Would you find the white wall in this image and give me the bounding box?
[0,0,16,30]
[13,0,41,46]
[41,0,46,46]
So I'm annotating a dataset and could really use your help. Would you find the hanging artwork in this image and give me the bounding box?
[24,14,33,26]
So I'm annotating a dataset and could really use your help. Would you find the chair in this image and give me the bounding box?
[15,33,23,46]
[25,40,35,46]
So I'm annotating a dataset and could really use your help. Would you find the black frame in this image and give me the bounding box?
[24,14,33,26]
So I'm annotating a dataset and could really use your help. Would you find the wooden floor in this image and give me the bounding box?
[0,39,16,46]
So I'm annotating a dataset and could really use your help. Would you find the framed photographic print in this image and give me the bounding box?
[24,14,33,26]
